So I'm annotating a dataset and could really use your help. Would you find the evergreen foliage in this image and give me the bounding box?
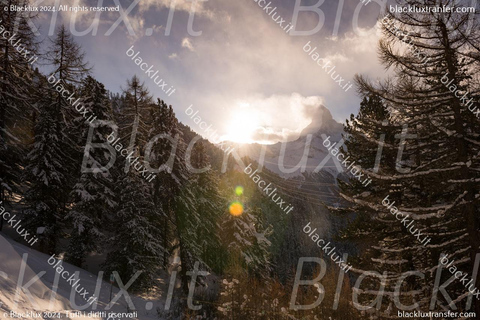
[339,0,480,315]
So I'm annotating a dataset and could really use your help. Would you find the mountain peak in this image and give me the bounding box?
[299,105,343,137]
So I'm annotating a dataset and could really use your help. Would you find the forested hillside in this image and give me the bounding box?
[1,0,480,319]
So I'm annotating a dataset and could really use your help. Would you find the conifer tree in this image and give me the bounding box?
[119,75,154,157]
[103,170,164,292]
[0,0,39,230]
[46,24,91,181]
[147,99,191,292]
[335,94,407,313]
[47,25,90,86]
[340,0,480,314]
[23,25,91,253]
[23,78,68,254]
[65,76,116,267]
[337,94,399,257]
[221,206,272,278]
[177,139,228,273]
[27,25,92,239]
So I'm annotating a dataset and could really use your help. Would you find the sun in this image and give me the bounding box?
[224,105,260,143]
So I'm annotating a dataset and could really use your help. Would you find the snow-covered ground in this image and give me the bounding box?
[0,234,165,320]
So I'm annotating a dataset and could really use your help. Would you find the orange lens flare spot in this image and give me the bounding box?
[229,201,244,216]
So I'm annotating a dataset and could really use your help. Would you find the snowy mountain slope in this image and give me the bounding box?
[0,234,166,320]
[233,105,344,179]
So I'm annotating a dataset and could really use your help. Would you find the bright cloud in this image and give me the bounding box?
[221,93,325,143]
[181,38,194,51]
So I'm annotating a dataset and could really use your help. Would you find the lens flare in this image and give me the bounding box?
[229,201,244,216]
[235,186,244,196]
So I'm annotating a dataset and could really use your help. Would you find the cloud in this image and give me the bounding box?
[138,0,213,17]
[161,1,388,144]
[225,93,326,143]
[181,38,194,51]
[250,127,300,144]
[36,0,389,143]
[40,0,213,41]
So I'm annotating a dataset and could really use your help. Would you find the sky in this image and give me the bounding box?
[36,0,393,143]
